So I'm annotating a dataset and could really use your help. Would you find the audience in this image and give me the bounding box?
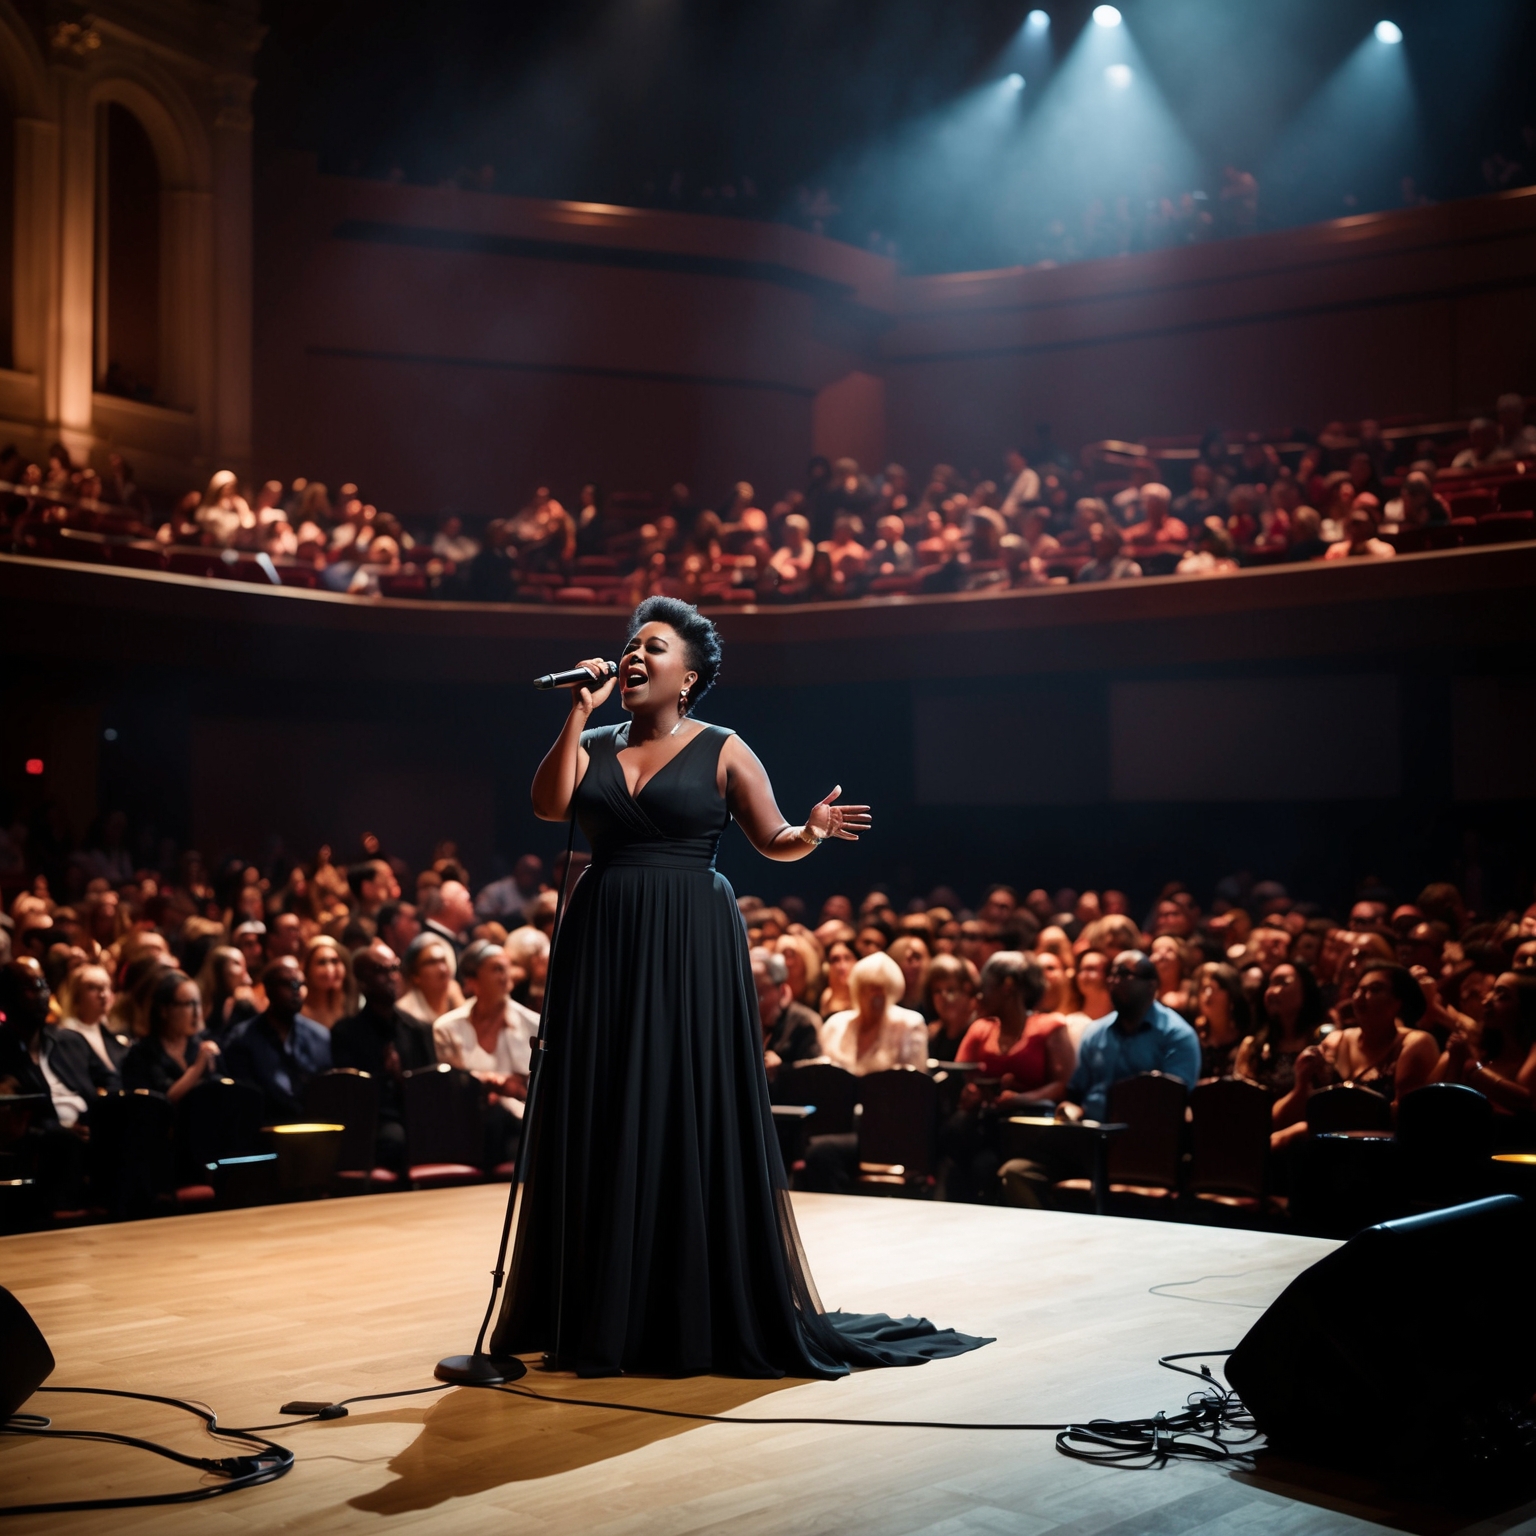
[9,397,1530,616]
[10,823,1536,1230]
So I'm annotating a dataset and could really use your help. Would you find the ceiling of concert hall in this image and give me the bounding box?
[256,0,1536,272]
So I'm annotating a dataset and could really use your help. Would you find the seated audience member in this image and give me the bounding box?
[770,514,815,583]
[754,948,822,1081]
[1236,962,1326,1105]
[1288,506,1328,560]
[1324,505,1395,560]
[957,952,1076,1105]
[1381,470,1448,531]
[504,924,549,1012]
[1435,972,1536,1117]
[1280,964,1438,1131]
[799,952,928,1194]
[996,951,1199,1207]
[422,880,475,954]
[818,952,929,1075]
[1123,485,1188,547]
[377,899,422,960]
[1176,518,1239,574]
[301,935,355,1029]
[59,962,127,1080]
[1074,520,1143,582]
[196,944,259,1041]
[432,514,480,565]
[943,952,1075,1202]
[818,937,856,1018]
[348,857,400,919]
[331,941,435,1173]
[474,855,544,925]
[121,969,221,1102]
[999,448,1040,517]
[1451,417,1503,470]
[0,960,91,1207]
[1149,935,1194,1018]
[1059,951,1201,1120]
[1495,392,1536,457]
[432,945,536,1170]
[398,933,463,1025]
[888,934,932,1016]
[222,957,332,1122]
[232,920,267,979]
[867,514,915,577]
[1192,961,1251,1077]
[925,953,979,1061]
[264,910,306,963]
[1071,948,1115,1033]
[1172,461,1220,524]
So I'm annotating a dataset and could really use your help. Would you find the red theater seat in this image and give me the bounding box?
[407,1161,483,1189]
[1474,511,1536,544]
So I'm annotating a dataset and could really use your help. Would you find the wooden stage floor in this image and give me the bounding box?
[3,1189,1533,1536]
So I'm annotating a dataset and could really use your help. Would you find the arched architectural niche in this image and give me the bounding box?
[0,8,48,378]
[86,69,211,414]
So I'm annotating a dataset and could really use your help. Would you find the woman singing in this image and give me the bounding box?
[491,597,986,1378]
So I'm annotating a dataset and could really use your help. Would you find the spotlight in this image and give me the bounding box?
[1373,19,1402,44]
[1092,5,1122,26]
[1026,9,1050,26]
[1104,62,1132,88]
[1006,72,1025,89]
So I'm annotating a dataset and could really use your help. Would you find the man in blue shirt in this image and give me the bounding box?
[223,956,332,1122]
[1062,951,1202,1122]
[998,950,1200,1206]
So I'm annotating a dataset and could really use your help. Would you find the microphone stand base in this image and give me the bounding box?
[435,1353,528,1385]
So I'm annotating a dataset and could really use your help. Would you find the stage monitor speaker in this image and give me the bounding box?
[0,1284,54,1421]
[1226,1195,1536,1488]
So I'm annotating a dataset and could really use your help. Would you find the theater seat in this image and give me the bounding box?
[175,1183,217,1207]
[1474,510,1535,544]
[554,586,598,603]
[407,1161,484,1189]
[335,1166,401,1191]
[1498,479,1536,512]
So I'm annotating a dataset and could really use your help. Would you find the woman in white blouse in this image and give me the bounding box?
[433,945,538,1169]
[398,934,464,1026]
[817,952,929,1076]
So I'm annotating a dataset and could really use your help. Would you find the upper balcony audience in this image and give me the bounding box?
[5,394,1532,613]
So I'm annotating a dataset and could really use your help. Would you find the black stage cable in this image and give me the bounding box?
[1,1326,1258,1512]
[469,1350,1259,1468]
[0,1386,294,1517]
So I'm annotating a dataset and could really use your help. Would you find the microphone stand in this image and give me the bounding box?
[435,811,580,1386]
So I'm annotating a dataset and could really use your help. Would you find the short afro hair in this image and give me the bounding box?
[625,597,723,708]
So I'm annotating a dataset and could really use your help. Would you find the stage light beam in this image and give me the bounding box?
[1007,73,1025,90]
[1104,63,1132,89]
[1026,9,1050,27]
[1092,6,1122,27]
[1374,20,1402,45]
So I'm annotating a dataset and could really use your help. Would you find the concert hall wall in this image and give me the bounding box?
[251,164,1536,508]
[5,552,1533,912]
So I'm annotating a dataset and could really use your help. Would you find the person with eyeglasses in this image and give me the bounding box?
[121,969,221,1102]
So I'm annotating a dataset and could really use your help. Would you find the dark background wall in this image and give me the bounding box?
[5,552,1533,917]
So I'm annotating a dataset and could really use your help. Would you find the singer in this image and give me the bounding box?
[490,597,988,1378]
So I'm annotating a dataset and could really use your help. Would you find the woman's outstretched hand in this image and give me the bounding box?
[805,786,872,842]
[571,658,618,715]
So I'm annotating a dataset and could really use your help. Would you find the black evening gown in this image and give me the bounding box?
[491,721,990,1378]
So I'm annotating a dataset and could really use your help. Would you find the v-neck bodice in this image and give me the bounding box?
[576,721,732,870]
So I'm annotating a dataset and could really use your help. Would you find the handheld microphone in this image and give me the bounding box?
[533,660,617,691]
